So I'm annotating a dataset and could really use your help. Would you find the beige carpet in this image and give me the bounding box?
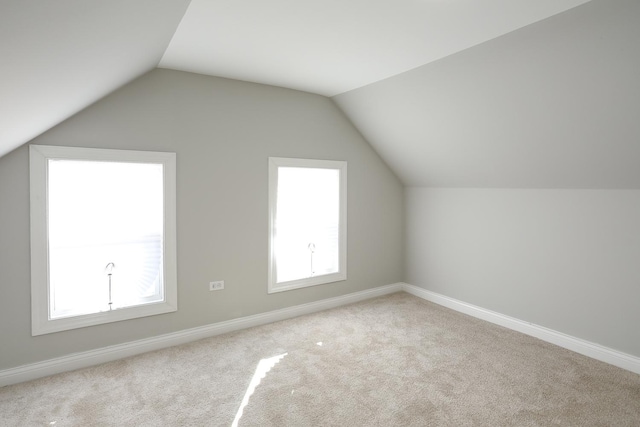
[1,292,639,426]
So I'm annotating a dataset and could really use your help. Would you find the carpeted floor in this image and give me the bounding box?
[1,292,639,426]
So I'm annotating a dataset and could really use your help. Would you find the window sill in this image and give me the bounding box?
[268,272,347,294]
[32,300,177,336]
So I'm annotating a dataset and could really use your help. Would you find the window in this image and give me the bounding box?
[29,145,177,335]
[268,157,347,293]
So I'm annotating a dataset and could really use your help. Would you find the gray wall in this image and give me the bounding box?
[332,0,640,360]
[406,188,640,358]
[0,69,404,370]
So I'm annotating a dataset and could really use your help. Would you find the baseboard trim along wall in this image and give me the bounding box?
[0,283,403,387]
[2,281,639,387]
[402,283,640,376]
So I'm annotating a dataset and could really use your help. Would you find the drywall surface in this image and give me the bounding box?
[0,0,191,158]
[0,69,404,370]
[406,187,640,357]
[334,0,640,188]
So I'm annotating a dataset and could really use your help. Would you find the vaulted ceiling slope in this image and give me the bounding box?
[0,0,191,158]
[1,0,591,159]
[159,0,590,97]
[334,0,640,188]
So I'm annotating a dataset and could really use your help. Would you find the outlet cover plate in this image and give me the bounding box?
[209,280,224,291]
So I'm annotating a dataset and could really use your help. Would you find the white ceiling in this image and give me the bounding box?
[159,0,591,97]
[1,0,593,162]
[0,0,190,158]
[335,0,640,188]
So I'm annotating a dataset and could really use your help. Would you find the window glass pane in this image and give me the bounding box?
[275,167,340,283]
[47,160,164,319]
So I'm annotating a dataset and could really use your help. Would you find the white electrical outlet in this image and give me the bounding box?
[209,280,224,291]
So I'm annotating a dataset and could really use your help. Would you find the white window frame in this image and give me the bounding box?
[29,145,178,336]
[268,157,347,293]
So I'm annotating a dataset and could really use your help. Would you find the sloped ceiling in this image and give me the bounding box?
[5,0,628,190]
[334,0,640,188]
[0,0,191,158]
[159,0,590,97]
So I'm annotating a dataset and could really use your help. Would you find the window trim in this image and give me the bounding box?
[268,157,347,294]
[29,145,178,336]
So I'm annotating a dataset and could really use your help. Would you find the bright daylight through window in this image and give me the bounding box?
[268,157,347,293]
[30,145,177,335]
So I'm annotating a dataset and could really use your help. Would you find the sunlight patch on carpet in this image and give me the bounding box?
[232,353,288,427]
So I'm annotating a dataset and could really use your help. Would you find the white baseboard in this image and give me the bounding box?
[0,283,403,387]
[4,282,637,387]
[402,283,640,375]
